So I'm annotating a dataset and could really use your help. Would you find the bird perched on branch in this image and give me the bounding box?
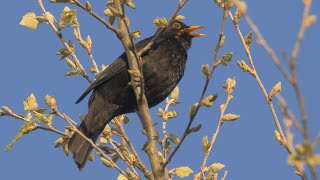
[68,20,204,170]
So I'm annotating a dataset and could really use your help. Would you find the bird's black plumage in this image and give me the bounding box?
[68,20,204,170]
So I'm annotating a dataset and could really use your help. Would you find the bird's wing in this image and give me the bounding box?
[75,58,127,104]
[75,36,156,104]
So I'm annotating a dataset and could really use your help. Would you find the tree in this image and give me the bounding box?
[1,0,319,180]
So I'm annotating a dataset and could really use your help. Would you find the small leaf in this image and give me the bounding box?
[125,0,136,9]
[117,174,128,180]
[201,94,218,107]
[175,15,185,21]
[101,157,115,168]
[153,17,167,28]
[202,135,210,153]
[60,6,77,25]
[65,58,77,70]
[189,103,199,119]
[108,6,120,16]
[85,1,92,12]
[274,130,283,144]
[172,166,194,178]
[208,163,225,172]
[131,30,141,39]
[304,15,317,28]
[20,12,39,30]
[109,16,116,25]
[219,52,233,66]
[165,110,178,119]
[222,77,236,94]
[170,86,179,101]
[2,106,13,115]
[23,93,38,111]
[54,137,65,148]
[269,82,282,99]
[167,133,180,145]
[104,8,114,17]
[244,31,253,48]
[123,116,130,125]
[201,64,210,79]
[65,71,79,76]
[237,60,250,73]
[222,113,240,122]
[188,124,202,133]
[219,35,226,48]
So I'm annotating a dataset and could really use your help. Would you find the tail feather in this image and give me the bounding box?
[68,131,94,170]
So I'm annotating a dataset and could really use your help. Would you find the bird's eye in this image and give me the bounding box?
[172,22,181,29]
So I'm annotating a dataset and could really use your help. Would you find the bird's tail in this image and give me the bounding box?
[68,123,98,170]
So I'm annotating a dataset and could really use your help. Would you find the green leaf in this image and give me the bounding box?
[117,174,128,180]
[167,133,180,145]
[101,157,115,168]
[201,64,210,79]
[23,93,38,111]
[170,86,179,101]
[189,103,199,119]
[269,82,281,99]
[54,137,65,148]
[244,31,253,48]
[104,8,114,17]
[188,124,202,133]
[60,6,77,26]
[175,15,185,21]
[222,113,240,122]
[65,70,79,76]
[237,60,250,73]
[20,12,39,30]
[131,30,141,39]
[208,163,225,172]
[201,94,218,107]
[5,120,38,151]
[125,0,136,9]
[172,166,194,178]
[202,135,210,153]
[219,52,233,66]
[153,17,167,28]
[65,58,77,70]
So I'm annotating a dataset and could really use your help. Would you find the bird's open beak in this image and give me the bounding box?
[183,26,205,37]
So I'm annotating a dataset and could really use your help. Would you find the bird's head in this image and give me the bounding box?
[160,20,205,49]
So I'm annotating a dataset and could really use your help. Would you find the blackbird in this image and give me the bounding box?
[68,20,204,170]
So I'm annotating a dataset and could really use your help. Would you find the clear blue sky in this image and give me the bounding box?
[1,0,319,179]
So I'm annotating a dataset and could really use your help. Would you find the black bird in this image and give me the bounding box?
[68,20,204,170]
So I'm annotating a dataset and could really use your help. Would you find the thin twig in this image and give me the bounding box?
[72,0,120,34]
[164,8,228,168]
[0,109,67,137]
[74,26,99,74]
[54,110,127,177]
[108,139,141,179]
[228,10,306,179]
[114,118,153,180]
[201,94,232,170]
[37,0,92,84]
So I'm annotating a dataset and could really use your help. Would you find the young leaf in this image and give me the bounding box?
[20,12,39,30]
[244,31,253,48]
[222,113,240,122]
[170,86,179,101]
[23,93,38,111]
[60,6,77,25]
[208,163,225,172]
[269,82,281,99]
[172,166,194,178]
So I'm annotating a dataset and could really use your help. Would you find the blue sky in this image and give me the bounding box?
[1,0,319,179]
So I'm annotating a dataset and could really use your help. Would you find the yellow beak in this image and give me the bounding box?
[183,25,205,37]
